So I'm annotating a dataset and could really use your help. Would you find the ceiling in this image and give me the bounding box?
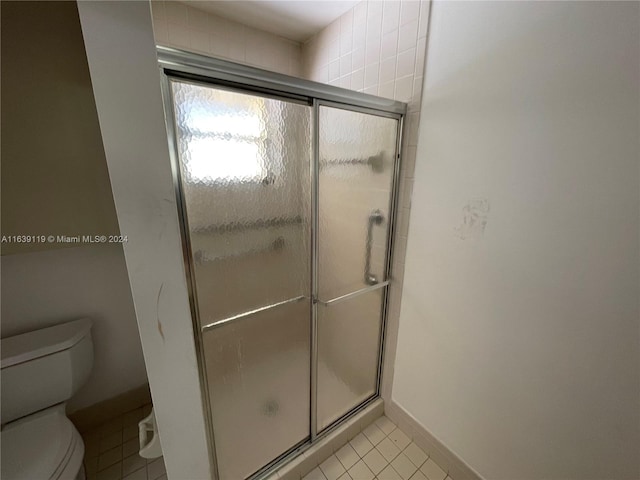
[181,1,360,43]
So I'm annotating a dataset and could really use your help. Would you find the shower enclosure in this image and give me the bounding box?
[159,47,405,480]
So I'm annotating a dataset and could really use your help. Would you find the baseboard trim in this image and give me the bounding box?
[385,400,484,480]
[68,383,152,432]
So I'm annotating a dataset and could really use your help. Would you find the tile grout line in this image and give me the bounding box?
[307,416,448,480]
[88,409,448,480]
[80,403,168,480]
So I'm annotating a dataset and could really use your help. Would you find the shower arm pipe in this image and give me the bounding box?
[320,152,384,172]
[365,209,385,285]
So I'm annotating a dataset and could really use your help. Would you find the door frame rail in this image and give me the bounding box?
[317,281,390,307]
[312,100,403,440]
[159,74,220,480]
[201,296,309,332]
[158,46,406,116]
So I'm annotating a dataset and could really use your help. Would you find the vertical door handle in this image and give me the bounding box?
[365,209,385,285]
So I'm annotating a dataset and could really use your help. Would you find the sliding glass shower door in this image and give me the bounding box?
[316,105,399,431]
[166,76,400,480]
[170,79,312,480]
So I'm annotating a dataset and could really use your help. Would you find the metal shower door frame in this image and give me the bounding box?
[158,46,406,480]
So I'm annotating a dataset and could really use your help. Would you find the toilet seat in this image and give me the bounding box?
[1,404,84,480]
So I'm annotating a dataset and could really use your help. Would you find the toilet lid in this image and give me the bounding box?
[1,405,76,480]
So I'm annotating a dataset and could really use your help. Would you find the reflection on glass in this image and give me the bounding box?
[317,289,384,431]
[318,106,398,301]
[203,299,311,480]
[186,137,263,182]
[170,80,311,326]
[175,84,268,183]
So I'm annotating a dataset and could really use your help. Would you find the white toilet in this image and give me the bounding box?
[1,318,94,480]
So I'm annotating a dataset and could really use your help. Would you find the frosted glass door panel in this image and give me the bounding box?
[318,106,398,300]
[316,105,397,431]
[318,106,398,301]
[171,80,311,326]
[317,289,384,431]
[202,299,311,480]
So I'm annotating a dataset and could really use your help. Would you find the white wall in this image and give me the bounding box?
[78,1,211,478]
[392,2,640,479]
[151,1,302,77]
[1,0,120,256]
[1,244,146,412]
[1,0,147,414]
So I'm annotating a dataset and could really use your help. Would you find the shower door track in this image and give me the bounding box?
[158,46,406,480]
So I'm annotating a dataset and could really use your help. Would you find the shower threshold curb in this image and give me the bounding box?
[261,398,384,480]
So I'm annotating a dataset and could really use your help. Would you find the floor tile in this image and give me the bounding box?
[96,462,122,480]
[85,456,99,476]
[349,433,374,457]
[387,428,411,451]
[376,437,401,462]
[303,467,328,480]
[297,416,447,480]
[403,443,428,468]
[98,418,123,438]
[123,424,138,441]
[320,454,346,480]
[100,431,123,453]
[122,408,144,426]
[409,471,428,480]
[378,464,402,480]
[420,459,446,480]
[81,404,154,480]
[374,416,396,436]
[362,448,387,475]
[391,453,418,480]
[98,446,122,471]
[122,466,147,480]
[347,460,374,480]
[122,437,139,458]
[83,404,452,480]
[85,436,101,458]
[85,431,102,444]
[122,454,146,477]
[335,443,360,470]
[362,423,385,446]
[147,457,166,480]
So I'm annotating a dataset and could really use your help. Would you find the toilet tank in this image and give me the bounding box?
[1,318,93,425]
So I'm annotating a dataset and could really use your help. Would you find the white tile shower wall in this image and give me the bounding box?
[301,0,431,400]
[150,1,303,77]
[302,1,428,106]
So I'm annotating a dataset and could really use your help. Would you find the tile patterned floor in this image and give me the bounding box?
[303,416,453,480]
[81,404,167,480]
[82,410,449,480]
